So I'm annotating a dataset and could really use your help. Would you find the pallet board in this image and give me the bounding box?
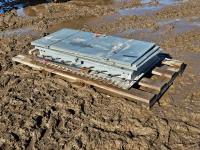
[12,54,186,107]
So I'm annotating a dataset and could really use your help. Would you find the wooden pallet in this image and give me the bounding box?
[12,54,186,107]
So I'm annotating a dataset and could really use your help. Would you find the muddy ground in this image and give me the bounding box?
[0,0,200,149]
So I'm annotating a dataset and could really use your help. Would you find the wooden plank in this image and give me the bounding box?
[138,77,166,91]
[149,67,180,107]
[95,87,155,104]
[128,88,156,104]
[149,84,169,107]
[152,66,177,78]
[162,58,186,75]
[162,58,183,67]
[12,55,156,105]
[12,55,78,82]
[138,86,160,95]
[165,66,179,72]
[138,74,169,94]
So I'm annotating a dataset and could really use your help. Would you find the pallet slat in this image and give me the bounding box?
[152,66,177,78]
[12,55,78,82]
[138,77,166,91]
[161,58,186,75]
[162,58,183,67]
[128,88,156,103]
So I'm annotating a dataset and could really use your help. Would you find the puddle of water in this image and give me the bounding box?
[47,13,120,32]
[189,18,200,27]
[22,4,48,17]
[141,0,186,5]
[72,0,132,5]
[16,4,25,17]
[2,0,198,41]
[115,28,162,42]
[0,0,132,16]
[1,0,188,18]
[0,0,49,16]
[0,0,24,14]
[49,0,191,35]
[0,27,40,38]
[118,5,162,16]
[158,18,200,34]
[48,0,189,32]
[47,17,94,32]
[117,0,187,16]
[115,17,200,42]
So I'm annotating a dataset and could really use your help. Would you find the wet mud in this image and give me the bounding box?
[0,0,200,149]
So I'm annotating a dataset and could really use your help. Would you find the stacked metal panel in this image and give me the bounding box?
[31,28,162,89]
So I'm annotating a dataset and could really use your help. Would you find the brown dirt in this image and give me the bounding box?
[84,15,159,34]
[155,0,200,19]
[0,0,200,149]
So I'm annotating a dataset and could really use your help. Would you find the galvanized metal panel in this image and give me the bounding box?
[31,28,79,48]
[31,28,162,87]
[50,31,99,56]
[134,46,160,67]
[33,28,157,69]
[109,40,155,66]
